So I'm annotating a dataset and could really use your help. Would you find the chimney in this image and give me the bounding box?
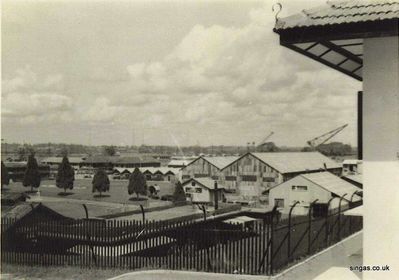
[323,163,327,170]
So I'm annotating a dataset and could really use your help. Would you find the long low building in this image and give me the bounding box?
[80,155,161,169]
[113,167,180,183]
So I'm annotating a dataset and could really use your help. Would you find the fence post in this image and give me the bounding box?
[338,194,347,241]
[82,204,97,267]
[287,201,299,263]
[307,199,318,255]
[269,206,277,275]
[325,197,336,247]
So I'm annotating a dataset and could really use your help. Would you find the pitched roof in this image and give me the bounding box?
[182,177,225,190]
[114,156,159,164]
[167,159,191,167]
[343,174,363,184]
[251,152,341,174]
[274,0,399,30]
[301,172,361,200]
[41,157,84,164]
[202,156,239,170]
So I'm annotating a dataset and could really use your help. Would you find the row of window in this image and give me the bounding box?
[184,174,276,183]
[185,187,202,193]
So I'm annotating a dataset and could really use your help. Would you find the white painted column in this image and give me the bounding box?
[363,36,399,280]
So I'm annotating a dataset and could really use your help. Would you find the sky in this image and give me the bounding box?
[1,0,361,147]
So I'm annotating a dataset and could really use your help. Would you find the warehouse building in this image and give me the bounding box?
[268,171,362,215]
[221,152,342,194]
[181,156,239,182]
[80,155,160,170]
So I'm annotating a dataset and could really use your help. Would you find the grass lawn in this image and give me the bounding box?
[6,179,175,205]
[3,179,176,218]
[1,263,132,280]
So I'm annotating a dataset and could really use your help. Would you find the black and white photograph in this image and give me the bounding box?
[1,0,398,279]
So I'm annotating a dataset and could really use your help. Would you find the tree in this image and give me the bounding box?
[56,156,75,193]
[1,161,10,188]
[103,146,116,156]
[23,154,41,192]
[128,168,147,199]
[92,169,110,197]
[173,181,186,202]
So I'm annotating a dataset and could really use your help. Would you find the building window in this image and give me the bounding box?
[275,199,284,208]
[195,188,202,193]
[263,177,275,182]
[292,185,308,191]
[191,181,196,186]
[185,187,192,192]
[241,175,257,182]
[225,176,237,181]
[211,175,219,180]
[182,175,190,180]
[186,193,191,198]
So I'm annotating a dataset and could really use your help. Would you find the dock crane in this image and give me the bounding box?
[307,124,348,149]
[254,131,275,152]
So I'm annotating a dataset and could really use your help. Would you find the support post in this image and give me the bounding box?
[82,204,97,266]
[325,197,337,247]
[308,199,319,254]
[357,91,363,160]
[140,204,145,224]
[287,201,300,263]
[214,181,218,211]
[338,194,347,241]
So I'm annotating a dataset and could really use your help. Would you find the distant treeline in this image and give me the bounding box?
[1,141,356,159]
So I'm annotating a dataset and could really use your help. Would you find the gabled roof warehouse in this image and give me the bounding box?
[203,156,240,170]
[250,152,341,174]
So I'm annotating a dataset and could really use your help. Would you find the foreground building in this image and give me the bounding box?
[268,171,362,215]
[182,177,225,205]
[273,1,398,277]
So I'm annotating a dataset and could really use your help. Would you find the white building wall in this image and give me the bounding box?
[268,176,332,215]
[363,36,399,279]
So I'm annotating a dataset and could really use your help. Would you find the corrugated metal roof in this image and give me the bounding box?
[301,172,360,199]
[203,156,239,170]
[275,0,399,30]
[343,174,363,184]
[251,152,341,174]
[41,157,84,164]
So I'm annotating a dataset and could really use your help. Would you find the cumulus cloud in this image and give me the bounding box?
[113,3,360,145]
[3,2,360,146]
[2,66,74,123]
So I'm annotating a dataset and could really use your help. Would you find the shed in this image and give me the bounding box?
[268,171,362,215]
[182,178,225,205]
